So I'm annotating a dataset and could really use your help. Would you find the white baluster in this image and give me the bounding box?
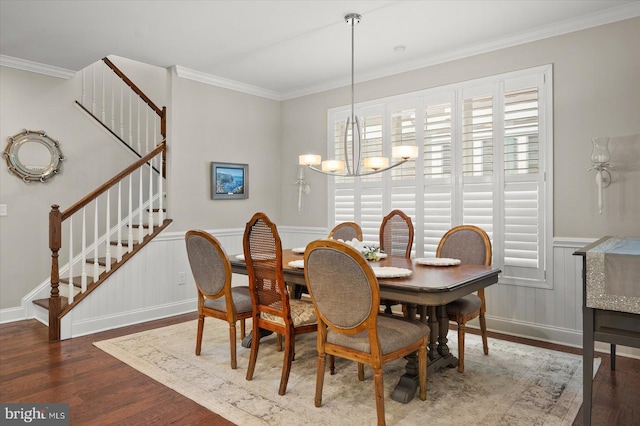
[105,189,111,272]
[117,181,123,262]
[138,168,144,243]
[145,109,149,155]
[94,199,99,281]
[120,82,124,138]
[81,207,87,291]
[68,216,74,303]
[158,152,163,227]
[128,91,133,150]
[101,64,105,122]
[148,158,154,235]
[111,70,115,130]
[137,98,141,153]
[91,62,96,115]
[128,175,133,251]
[81,68,86,106]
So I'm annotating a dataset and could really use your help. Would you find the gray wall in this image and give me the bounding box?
[2,17,639,310]
[167,68,282,231]
[280,17,640,238]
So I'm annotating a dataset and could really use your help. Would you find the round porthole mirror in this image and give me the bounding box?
[3,129,65,182]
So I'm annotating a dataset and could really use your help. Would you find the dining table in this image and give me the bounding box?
[230,248,501,404]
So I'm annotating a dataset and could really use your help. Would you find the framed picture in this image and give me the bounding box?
[211,162,248,200]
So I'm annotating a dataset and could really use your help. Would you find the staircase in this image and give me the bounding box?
[33,57,171,341]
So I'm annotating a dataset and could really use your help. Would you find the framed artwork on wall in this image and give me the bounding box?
[211,162,248,200]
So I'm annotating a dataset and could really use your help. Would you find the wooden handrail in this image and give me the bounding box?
[102,57,163,118]
[61,142,165,220]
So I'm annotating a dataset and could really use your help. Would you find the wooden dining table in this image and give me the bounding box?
[230,248,501,404]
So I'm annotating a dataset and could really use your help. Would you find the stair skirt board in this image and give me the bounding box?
[58,300,196,340]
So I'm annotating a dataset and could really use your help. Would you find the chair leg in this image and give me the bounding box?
[418,342,427,401]
[315,352,326,407]
[329,355,335,375]
[240,319,246,339]
[457,321,465,373]
[278,333,295,395]
[277,333,283,351]
[373,367,386,426]
[245,322,260,381]
[229,322,237,369]
[479,311,489,355]
[195,315,204,355]
[358,363,365,381]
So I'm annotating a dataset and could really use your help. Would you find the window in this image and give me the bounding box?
[327,65,553,288]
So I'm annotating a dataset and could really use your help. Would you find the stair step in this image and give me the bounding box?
[109,240,140,247]
[129,223,153,229]
[93,257,118,267]
[60,276,95,287]
[33,297,69,310]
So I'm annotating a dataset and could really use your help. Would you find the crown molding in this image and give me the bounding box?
[0,55,76,79]
[279,3,640,100]
[173,65,281,101]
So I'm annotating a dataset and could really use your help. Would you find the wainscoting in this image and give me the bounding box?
[4,229,639,358]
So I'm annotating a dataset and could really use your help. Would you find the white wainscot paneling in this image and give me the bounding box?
[481,238,639,360]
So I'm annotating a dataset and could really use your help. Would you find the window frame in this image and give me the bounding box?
[327,64,554,289]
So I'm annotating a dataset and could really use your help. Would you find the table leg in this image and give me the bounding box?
[428,306,438,361]
[241,328,274,348]
[583,306,595,426]
[391,303,420,403]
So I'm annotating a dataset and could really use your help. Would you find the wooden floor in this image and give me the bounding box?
[1,314,638,425]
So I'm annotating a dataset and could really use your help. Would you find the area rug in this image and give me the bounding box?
[94,320,599,425]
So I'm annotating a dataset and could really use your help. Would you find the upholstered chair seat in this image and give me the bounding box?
[185,230,252,370]
[445,294,482,317]
[304,239,429,426]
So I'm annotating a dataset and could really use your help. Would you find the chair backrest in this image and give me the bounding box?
[328,222,363,242]
[243,212,291,320]
[379,209,414,258]
[304,239,378,334]
[185,230,234,310]
[436,225,492,265]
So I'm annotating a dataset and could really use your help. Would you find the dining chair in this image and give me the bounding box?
[379,209,414,314]
[243,212,318,395]
[304,239,429,426]
[328,221,363,242]
[437,224,492,373]
[185,230,252,369]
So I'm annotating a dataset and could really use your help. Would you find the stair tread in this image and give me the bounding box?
[60,276,95,287]
[33,297,69,310]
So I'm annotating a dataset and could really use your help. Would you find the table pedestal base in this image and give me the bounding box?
[391,354,458,403]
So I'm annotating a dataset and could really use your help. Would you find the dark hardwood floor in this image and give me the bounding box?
[1,314,638,425]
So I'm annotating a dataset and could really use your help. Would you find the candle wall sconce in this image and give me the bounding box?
[587,137,612,214]
[295,166,311,211]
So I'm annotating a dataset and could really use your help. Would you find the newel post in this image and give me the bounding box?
[49,204,62,341]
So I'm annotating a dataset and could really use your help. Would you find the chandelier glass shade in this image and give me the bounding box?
[299,13,418,177]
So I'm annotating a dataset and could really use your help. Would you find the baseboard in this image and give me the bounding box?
[483,315,640,360]
[0,306,26,324]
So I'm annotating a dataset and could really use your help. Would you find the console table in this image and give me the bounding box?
[574,236,640,426]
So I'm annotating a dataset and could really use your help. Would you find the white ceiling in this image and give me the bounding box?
[1,1,639,99]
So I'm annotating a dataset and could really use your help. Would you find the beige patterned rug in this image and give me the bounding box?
[94,320,598,425]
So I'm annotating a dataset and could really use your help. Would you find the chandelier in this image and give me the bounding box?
[299,13,418,177]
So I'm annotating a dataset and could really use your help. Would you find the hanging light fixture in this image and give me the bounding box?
[299,13,418,176]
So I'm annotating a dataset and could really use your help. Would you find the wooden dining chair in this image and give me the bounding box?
[304,239,429,426]
[328,221,363,241]
[243,212,318,395]
[437,225,492,373]
[379,209,414,313]
[185,230,252,369]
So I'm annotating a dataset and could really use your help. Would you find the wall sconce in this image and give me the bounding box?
[296,166,311,211]
[588,137,612,214]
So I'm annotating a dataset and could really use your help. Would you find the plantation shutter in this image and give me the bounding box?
[501,78,545,282]
[460,88,495,242]
[327,65,551,287]
[423,97,453,255]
